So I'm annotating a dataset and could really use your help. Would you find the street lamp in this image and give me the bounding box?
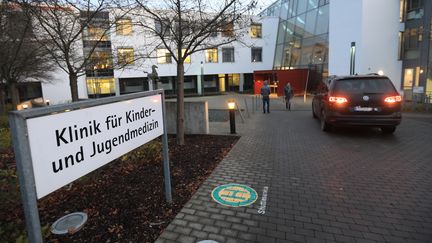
[350,42,356,75]
[228,100,236,134]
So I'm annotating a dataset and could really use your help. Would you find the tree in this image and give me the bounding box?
[128,0,256,145]
[20,0,121,102]
[0,2,53,113]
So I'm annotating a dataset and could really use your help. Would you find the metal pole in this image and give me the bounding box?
[9,113,43,243]
[304,70,310,103]
[244,98,250,118]
[251,96,254,113]
[161,92,172,204]
[236,101,245,123]
[229,109,236,134]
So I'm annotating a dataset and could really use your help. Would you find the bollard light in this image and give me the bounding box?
[228,100,236,110]
[227,100,236,134]
[46,99,50,106]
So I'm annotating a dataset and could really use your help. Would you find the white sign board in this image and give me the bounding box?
[413,86,424,94]
[26,94,163,198]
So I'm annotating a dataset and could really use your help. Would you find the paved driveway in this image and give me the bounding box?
[157,96,432,243]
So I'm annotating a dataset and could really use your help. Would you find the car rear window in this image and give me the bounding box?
[333,78,396,94]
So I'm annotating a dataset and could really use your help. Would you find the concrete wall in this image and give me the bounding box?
[329,0,402,91]
[165,101,209,134]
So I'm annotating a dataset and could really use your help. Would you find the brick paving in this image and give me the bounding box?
[157,96,432,243]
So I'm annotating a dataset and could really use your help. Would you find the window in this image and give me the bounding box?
[181,49,191,63]
[116,18,132,36]
[86,78,115,95]
[315,5,329,35]
[250,23,262,38]
[117,48,135,65]
[222,22,234,37]
[88,51,113,70]
[86,25,109,41]
[222,48,235,62]
[205,49,218,63]
[157,49,172,64]
[406,0,424,20]
[155,19,171,36]
[251,47,262,62]
[398,31,404,59]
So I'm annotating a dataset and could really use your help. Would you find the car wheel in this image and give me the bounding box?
[312,104,317,118]
[381,126,396,134]
[320,109,331,132]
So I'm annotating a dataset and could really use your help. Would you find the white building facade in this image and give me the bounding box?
[41,11,279,105]
[329,0,402,90]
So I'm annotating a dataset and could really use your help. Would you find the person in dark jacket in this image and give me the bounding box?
[260,80,271,113]
[284,83,294,110]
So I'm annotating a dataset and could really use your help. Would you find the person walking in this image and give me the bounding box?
[261,80,271,113]
[284,82,294,110]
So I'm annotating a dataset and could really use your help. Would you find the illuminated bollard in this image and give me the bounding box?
[228,100,236,134]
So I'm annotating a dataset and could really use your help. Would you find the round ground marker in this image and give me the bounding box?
[211,183,258,207]
[51,212,88,235]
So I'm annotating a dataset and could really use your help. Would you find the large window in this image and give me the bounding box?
[222,22,234,37]
[205,49,218,63]
[157,49,172,64]
[315,4,329,35]
[403,27,421,59]
[250,23,262,38]
[181,49,191,63]
[88,50,113,70]
[116,18,132,36]
[86,78,115,96]
[155,19,171,36]
[406,0,424,20]
[86,25,109,41]
[117,48,135,65]
[251,47,262,62]
[222,48,235,62]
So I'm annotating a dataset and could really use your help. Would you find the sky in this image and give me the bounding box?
[254,0,277,13]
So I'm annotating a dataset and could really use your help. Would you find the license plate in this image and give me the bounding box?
[353,106,373,112]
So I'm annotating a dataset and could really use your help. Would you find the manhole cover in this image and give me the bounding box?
[51,212,88,235]
[211,183,258,207]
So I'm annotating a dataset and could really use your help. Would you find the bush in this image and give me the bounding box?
[402,102,432,113]
[0,115,9,129]
[0,128,11,149]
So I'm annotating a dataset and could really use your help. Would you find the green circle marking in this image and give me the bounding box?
[211,184,258,207]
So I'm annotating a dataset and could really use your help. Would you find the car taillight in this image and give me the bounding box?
[384,95,402,103]
[329,96,348,104]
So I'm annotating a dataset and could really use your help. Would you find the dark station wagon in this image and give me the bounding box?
[312,75,402,133]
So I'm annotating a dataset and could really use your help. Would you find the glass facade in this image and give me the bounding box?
[265,0,329,88]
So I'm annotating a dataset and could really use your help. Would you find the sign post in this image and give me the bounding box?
[9,90,171,242]
[9,113,43,243]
